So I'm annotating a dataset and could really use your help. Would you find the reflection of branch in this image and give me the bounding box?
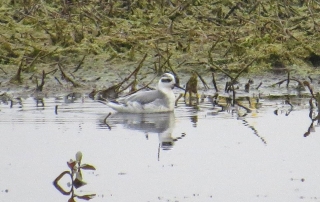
[103,112,112,123]
[103,113,112,130]
[304,111,319,137]
[158,143,160,161]
[175,93,183,106]
[242,119,267,144]
[285,108,293,116]
[285,99,293,116]
[304,122,314,137]
[236,100,252,113]
[303,81,316,99]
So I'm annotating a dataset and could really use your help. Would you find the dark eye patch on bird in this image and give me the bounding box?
[161,78,172,83]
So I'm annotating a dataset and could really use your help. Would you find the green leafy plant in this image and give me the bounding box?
[53,151,96,201]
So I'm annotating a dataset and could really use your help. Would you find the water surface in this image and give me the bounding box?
[1,94,320,202]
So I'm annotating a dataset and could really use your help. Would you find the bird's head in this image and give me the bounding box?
[158,73,176,90]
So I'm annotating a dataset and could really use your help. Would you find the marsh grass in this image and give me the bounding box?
[1,0,320,77]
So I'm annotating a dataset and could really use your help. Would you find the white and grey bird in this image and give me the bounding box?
[106,73,176,113]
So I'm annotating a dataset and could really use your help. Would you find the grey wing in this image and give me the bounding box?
[118,90,165,104]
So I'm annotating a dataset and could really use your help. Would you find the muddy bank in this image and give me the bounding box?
[1,1,320,79]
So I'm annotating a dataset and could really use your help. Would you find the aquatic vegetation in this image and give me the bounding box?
[1,0,320,137]
[53,151,96,201]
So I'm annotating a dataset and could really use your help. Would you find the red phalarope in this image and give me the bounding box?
[106,73,176,113]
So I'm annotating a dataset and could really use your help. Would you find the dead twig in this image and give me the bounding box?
[194,71,209,90]
[118,53,148,87]
[58,63,81,87]
[54,76,63,85]
[272,78,304,88]
[36,70,46,92]
[286,70,290,88]
[25,51,42,72]
[256,82,262,90]
[212,72,218,92]
[73,55,86,73]
[45,68,58,76]
[126,75,157,96]
[0,67,8,75]
[225,2,241,19]
[168,60,186,88]
[40,47,59,60]
[9,62,23,84]
[208,63,233,80]
[231,58,256,84]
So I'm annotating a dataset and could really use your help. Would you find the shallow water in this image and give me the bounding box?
[1,93,320,202]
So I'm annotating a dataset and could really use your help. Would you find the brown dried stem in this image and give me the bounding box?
[58,64,81,87]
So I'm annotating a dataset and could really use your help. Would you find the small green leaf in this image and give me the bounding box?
[76,194,96,200]
[75,171,83,181]
[73,178,87,189]
[75,151,82,163]
[67,160,76,170]
[80,164,96,170]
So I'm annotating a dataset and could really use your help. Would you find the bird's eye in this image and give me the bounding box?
[161,78,172,83]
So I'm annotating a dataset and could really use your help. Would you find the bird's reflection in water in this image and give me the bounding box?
[103,112,178,150]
